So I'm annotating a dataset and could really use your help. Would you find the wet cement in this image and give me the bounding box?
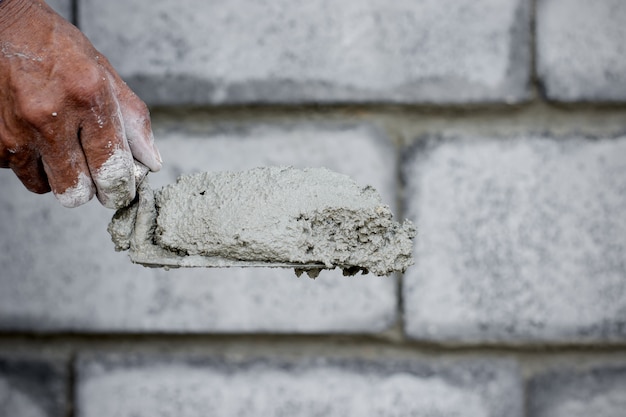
[109,167,415,276]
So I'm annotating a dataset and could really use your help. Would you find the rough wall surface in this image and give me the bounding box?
[76,356,523,417]
[537,0,626,101]
[45,0,71,21]
[0,356,67,417]
[529,365,626,417]
[1,0,626,416]
[79,0,531,104]
[403,135,626,343]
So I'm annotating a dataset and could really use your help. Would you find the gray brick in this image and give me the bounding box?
[537,0,626,102]
[529,365,626,417]
[0,123,397,333]
[0,356,67,417]
[403,135,626,344]
[76,355,522,417]
[46,0,72,21]
[79,0,530,105]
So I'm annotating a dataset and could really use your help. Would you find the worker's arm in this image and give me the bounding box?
[0,0,161,208]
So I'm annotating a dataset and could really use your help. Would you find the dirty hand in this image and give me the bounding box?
[0,0,162,208]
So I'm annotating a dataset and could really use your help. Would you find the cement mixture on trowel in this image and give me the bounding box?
[109,166,415,277]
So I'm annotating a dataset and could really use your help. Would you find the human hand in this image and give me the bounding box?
[0,0,162,208]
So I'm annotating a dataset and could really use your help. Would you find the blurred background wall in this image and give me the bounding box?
[1,0,626,415]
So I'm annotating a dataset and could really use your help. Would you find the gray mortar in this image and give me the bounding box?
[109,167,415,277]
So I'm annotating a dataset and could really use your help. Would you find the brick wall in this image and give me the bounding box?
[1,0,625,415]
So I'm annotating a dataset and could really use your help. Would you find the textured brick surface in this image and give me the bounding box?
[537,0,626,102]
[79,0,530,105]
[529,365,626,417]
[403,135,626,344]
[0,123,397,333]
[76,355,522,417]
[46,0,72,21]
[0,356,67,417]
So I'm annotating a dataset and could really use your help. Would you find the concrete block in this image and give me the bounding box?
[403,134,626,344]
[529,365,626,417]
[0,123,397,333]
[46,0,72,22]
[0,356,67,417]
[79,0,531,105]
[76,355,523,417]
[537,0,626,102]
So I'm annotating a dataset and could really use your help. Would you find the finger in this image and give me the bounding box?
[42,155,96,208]
[36,123,95,207]
[0,128,48,188]
[79,94,136,209]
[10,151,51,194]
[104,65,162,172]
[123,108,162,173]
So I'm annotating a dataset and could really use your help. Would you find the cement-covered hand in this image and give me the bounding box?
[0,0,162,208]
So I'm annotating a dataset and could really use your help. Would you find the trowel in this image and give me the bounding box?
[110,162,415,277]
